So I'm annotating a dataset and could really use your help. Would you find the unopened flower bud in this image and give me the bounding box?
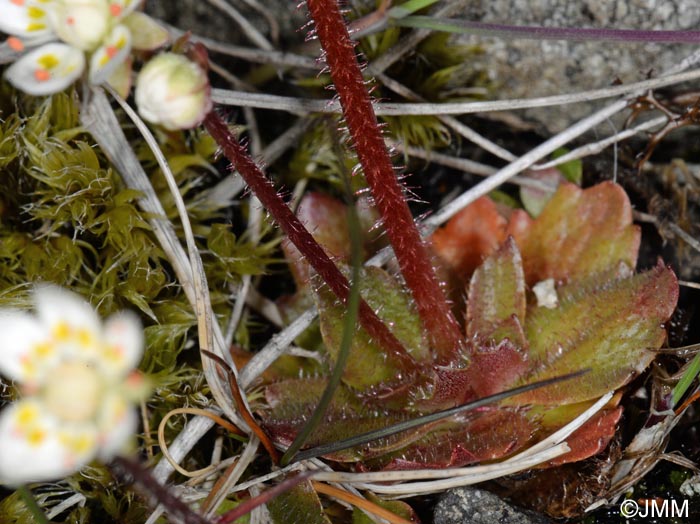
[135,53,211,130]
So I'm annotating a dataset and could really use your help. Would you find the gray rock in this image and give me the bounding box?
[143,1,700,132]
[434,488,551,524]
[461,0,700,131]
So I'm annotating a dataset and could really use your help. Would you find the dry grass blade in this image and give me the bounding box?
[81,88,247,431]
[202,436,261,518]
[202,350,280,464]
[205,0,273,50]
[215,472,313,524]
[158,408,244,477]
[311,481,415,524]
[310,392,613,487]
[164,23,317,69]
[211,68,700,115]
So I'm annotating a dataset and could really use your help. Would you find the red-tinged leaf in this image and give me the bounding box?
[316,266,430,390]
[544,407,622,467]
[282,192,353,287]
[510,262,678,405]
[466,237,527,346]
[508,182,641,285]
[431,196,508,279]
[411,366,475,411]
[461,337,530,398]
[262,379,432,462]
[267,480,332,524]
[460,238,530,396]
[367,410,534,470]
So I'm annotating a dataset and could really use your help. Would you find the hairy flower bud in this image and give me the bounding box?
[135,53,212,130]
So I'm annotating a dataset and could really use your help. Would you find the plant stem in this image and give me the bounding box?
[215,472,312,524]
[203,112,414,371]
[306,0,463,361]
[393,17,700,43]
[110,456,213,524]
[17,486,49,524]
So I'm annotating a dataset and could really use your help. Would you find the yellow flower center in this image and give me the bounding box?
[42,361,102,423]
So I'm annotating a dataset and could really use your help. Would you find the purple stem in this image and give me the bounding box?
[204,112,415,372]
[306,0,464,362]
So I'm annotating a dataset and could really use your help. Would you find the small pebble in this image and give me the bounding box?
[434,488,551,524]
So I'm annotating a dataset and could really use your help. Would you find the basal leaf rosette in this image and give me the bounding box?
[261,182,678,469]
[0,285,149,484]
[443,181,678,465]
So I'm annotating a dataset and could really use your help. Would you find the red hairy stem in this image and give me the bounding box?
[204,112,414,370]
[306,0,463,361]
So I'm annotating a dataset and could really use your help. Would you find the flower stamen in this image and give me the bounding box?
[109,3,122,17]
[7,36,25,51]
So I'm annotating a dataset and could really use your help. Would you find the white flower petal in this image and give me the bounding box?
[122,12,168,51]
[34,284,101,355]
[49,0,110,51]
[0,310,49,383]
[96,393,136,460]
[0,401,96,484]
[88,23,131,85]
[4,42,85,95]
[0,0,54,39]
[101,310,143,376]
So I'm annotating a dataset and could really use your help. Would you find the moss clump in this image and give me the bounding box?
[0,88,278,522]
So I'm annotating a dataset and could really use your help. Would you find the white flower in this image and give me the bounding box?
[0,0,168,96]
[0,285,149,485]
[135,52,212,130]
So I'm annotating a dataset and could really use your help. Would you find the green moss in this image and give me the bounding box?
[0,87,280,522]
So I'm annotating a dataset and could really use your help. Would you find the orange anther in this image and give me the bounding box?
[109,3,122,17]
[7,36,24,52]
[34,68,50,82]
[106,45,117,58]
[11,0,25,6]
[126,371,143,385]
[66,16,74,25]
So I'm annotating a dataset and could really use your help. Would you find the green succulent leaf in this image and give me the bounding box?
[512,262,678,405]
[467,237,526,345]
[316,266,430,390]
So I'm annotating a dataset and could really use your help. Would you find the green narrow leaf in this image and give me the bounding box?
[281,176,365,465]
[672,352,700,407]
